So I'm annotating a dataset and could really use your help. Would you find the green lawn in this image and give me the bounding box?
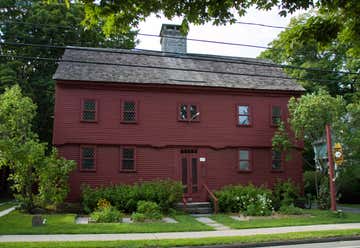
[0,211,212,234]
[212,209,360,229]
[0,229,359,248]
[0,202,17,212]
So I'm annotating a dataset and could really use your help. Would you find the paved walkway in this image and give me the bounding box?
[1,223,359,242]
[195,216,231,231]
[0,206,16,218]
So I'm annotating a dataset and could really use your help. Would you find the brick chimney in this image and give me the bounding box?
[160,24,187,54]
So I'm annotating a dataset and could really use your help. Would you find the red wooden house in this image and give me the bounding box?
[53,24,304,202]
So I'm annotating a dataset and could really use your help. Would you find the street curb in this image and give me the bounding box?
[177,235,360,248]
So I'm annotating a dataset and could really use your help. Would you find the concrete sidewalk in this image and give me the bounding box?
[1,223,360,243]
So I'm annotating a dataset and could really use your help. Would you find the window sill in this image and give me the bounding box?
[237,124,252,128]
[237,169,252,173]
[119,169,137,173]
[80,169,96,172]
[270,169,284,173]
[81,120,98,123]
[121,121,138,124]
[178,120,200,123]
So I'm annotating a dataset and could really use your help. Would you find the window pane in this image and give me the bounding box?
[123,111,136,121]
[239,161,250,170]
[272,116,281,125]
[180,104,187,120]
[238,105,249,115]
[84,100,96,111]
[82,158,94,169]
[272,160,281,170]
[190,105,198,120]
[82,147,94,158]
[239,150,249,160]
[124,101,135,112]
[239,115,250,125]
[122,160,134,170]
[272,106,281,116]
[123,148,134,159]
[83,111,95,121]
[272,151,281,160]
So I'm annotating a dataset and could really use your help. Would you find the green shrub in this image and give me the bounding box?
[81,180,182,213]
[279,204,303,215]
[136,201,162,220]
[214,184,273,216]
[303,170,321,197]
[273,179,300,210]
[131,212,146,222]
[90,200,123,223]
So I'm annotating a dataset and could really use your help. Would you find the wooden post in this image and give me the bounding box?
[325,124,337,211]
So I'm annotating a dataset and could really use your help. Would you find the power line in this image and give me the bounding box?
[234,21,287,29]
[2,41,359,77]
[2,20,359,61]
[0,53,356,85]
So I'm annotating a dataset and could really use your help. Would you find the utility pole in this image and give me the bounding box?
[325,124,337,211]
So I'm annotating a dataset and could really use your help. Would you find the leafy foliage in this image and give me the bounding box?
[81,180,183,214]
[318,177,330,210]
[131,201,162,222]
[214,184,273,216]
[0,1,136,144]
[272,179,300,210]
[279,204,303,215]
[36,148,76,207]
[90,199,123,223]
[0,86,75,211]
[288,90,345,142]
[272,121,292,158]
[259,10,360,97]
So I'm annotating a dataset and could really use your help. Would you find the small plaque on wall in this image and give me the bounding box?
[199,157,206,162]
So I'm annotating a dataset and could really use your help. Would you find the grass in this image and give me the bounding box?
[0,229,359,248]
[0,211,212,234]
[212,209,360,229]
[0,202,17,212]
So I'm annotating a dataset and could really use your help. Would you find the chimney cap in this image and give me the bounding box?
[160,24,186,37]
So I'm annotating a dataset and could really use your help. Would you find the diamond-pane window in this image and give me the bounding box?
[239,150,251,171]
[190,105,198,120]
[82,99,97,121]
[179,104,199,121]
[238,105,251,126]
[180,104,187,120]
[122,101,137,122]
[272,150,282,170]
[271,106,281,126]
[81,146,95,170]
[121,148,135,171]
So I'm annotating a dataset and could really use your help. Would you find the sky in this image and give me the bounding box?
[136,7,302,58]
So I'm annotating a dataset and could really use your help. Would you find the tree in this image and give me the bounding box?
[64,0,359,38]
[0,0,137,143]
[259,11,360,97]
[0,85,75,211]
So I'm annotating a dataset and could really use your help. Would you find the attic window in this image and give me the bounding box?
[82,99,97,122]
[122,101,137,123]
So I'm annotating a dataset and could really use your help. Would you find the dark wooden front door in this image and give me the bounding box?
[180,150,200,200]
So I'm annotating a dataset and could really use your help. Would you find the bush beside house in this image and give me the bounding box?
[81,179,183,214]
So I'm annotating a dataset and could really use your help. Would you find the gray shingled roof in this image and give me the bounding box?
[53,47,304,92]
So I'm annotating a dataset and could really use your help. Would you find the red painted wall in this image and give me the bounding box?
[53,81,303,201]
